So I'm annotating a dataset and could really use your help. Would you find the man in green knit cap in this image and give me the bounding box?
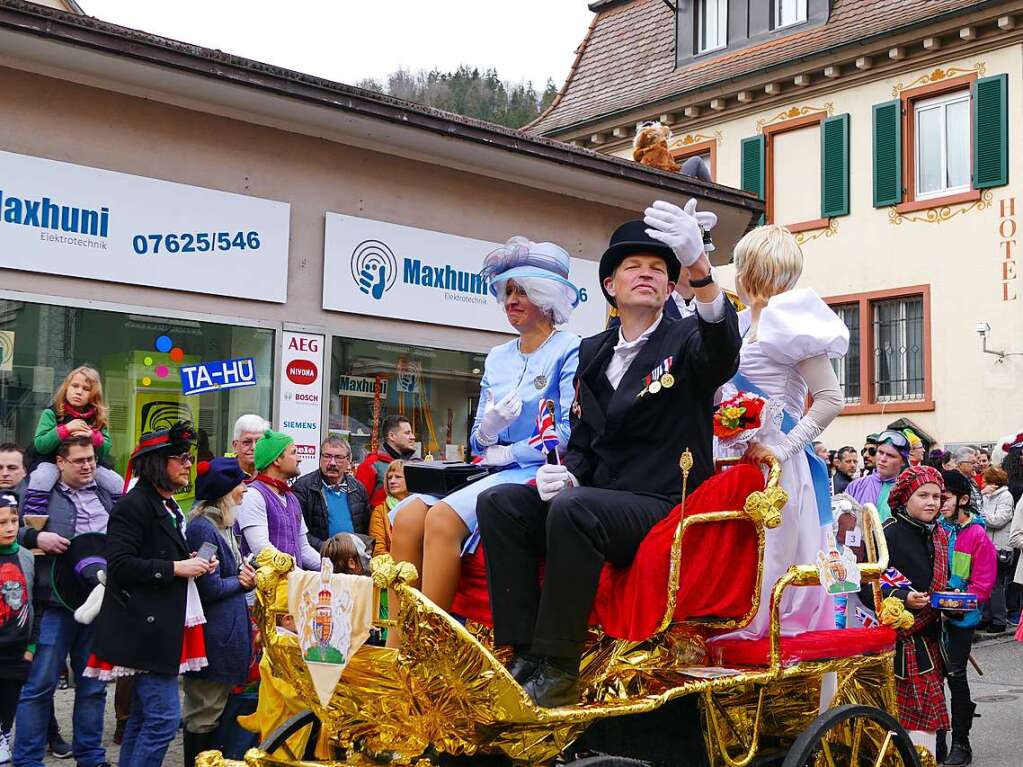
[235,429,321,570]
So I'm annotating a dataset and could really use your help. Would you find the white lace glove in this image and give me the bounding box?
[476,390,523,446]
[536,464,577,502]
[483,444,515,466]
[643,199,718,267]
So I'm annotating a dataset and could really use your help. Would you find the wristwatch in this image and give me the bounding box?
[689,271,715,288]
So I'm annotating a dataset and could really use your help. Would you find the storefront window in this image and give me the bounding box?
[329,338,484,463]
[0,299,274,507]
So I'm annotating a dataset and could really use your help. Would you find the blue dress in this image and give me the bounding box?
[392,329,580,553]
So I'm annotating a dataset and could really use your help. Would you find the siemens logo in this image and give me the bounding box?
[282,420,318,430]
[403,258,488,296]
[0,191,109,237]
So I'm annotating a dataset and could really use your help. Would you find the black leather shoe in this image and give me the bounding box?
[506,654,540,685]
[944,740,972,766]
[523,659,580,708]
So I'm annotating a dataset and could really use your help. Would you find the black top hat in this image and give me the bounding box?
[130,421,197,463]
[598,220,681,306]
[51,532,107,611]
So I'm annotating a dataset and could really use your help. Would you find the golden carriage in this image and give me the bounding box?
[200,457,931,767]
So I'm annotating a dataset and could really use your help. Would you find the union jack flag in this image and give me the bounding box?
[528,400,559,455]
[855,606,878,628]
[880,567,913,590]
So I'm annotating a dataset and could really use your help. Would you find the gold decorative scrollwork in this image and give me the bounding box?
[888,190,993,225]
[891,62,987,98]
[794,219,838,246]
[755,103,833,131]
[670,130,723,150]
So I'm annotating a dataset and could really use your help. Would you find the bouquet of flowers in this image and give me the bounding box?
[713,392,766,439]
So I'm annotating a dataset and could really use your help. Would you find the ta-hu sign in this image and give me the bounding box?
[0,150,290,302]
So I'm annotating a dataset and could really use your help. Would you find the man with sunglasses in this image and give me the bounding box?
[14,435,118,767]
[846,430,910,521]
[860,433,880,475]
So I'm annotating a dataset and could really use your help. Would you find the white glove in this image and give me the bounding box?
[476,390,523,446]
[536,464,577,502]
[643,199,718,267]
[483,444,515,466]
[74,570,105,625]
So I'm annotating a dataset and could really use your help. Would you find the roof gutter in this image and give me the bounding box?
[538,0,1007,137]
[0,0,762,219]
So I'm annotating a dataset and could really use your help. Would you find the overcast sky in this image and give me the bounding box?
[79,1,594,90]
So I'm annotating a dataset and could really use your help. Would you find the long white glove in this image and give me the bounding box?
[536,464,578,502]
[483,444,515,466]
[643,199,718,267]
[476,390,522,446]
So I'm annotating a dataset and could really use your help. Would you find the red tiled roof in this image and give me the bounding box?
[529,0,993,135]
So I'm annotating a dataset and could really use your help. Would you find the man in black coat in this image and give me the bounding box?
[477,199,741,707]
[92,422,216,766]
[293,435,371,550]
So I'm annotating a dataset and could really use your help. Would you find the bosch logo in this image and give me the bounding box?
[286,359,318,386]
[295,393,319,403]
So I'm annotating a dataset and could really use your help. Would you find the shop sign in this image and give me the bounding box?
[0,150,290,302]
[323,214,605,337]
[179,358,257,395]
[279,331,325,476]
[339,375,390,398]
[0,331,12,372]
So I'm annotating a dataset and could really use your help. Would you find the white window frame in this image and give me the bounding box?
[913,90,971,201]
[697,0,728,54]
[774,0,807,29]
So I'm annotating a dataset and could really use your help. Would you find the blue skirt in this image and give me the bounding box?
[389,464,537,554]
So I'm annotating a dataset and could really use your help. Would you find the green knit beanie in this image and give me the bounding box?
[254,429,294,471]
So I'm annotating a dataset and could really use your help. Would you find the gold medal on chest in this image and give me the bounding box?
[660,373,675,389]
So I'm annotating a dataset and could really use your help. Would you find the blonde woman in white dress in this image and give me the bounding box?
[716,225,849,642]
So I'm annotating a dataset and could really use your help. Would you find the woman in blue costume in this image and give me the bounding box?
[388,236,581,615]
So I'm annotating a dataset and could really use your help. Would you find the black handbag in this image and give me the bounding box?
[403,461,497,496]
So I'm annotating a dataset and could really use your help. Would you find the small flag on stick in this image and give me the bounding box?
[880,567,912,591]
[528,399,560,462]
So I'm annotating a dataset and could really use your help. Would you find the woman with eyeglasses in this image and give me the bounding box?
[846,430,911,521]
[87,422,218,767]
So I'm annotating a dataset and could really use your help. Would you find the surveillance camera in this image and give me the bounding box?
[976,321,991,335]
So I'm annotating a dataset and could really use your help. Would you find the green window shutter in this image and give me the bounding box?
[741,135,765,223]
[872,100,902,207]
[821,113,850,218]
[973,73,1008,189]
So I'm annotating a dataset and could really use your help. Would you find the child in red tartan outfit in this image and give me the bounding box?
[867,466,950,758]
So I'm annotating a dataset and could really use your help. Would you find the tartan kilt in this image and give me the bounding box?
[895,633,949,732]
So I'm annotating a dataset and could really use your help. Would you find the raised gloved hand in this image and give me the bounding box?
[483,444,515,466]
[476,390,523,446]
[643,199,718,267]
[74,570,105,625]
[536,463,577,502]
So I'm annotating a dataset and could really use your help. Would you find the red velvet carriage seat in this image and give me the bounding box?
[709,626,897,668]
[451,464,766,638]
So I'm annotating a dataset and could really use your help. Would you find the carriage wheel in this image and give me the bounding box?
[561,757,652,767]
[258,709,322,762]
[781,705,922,767]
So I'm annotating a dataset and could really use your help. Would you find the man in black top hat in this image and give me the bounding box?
[477,198,741,707]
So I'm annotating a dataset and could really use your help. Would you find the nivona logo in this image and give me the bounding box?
[351,240,398,300]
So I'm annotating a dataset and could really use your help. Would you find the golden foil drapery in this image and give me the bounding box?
[201,486,909,767]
